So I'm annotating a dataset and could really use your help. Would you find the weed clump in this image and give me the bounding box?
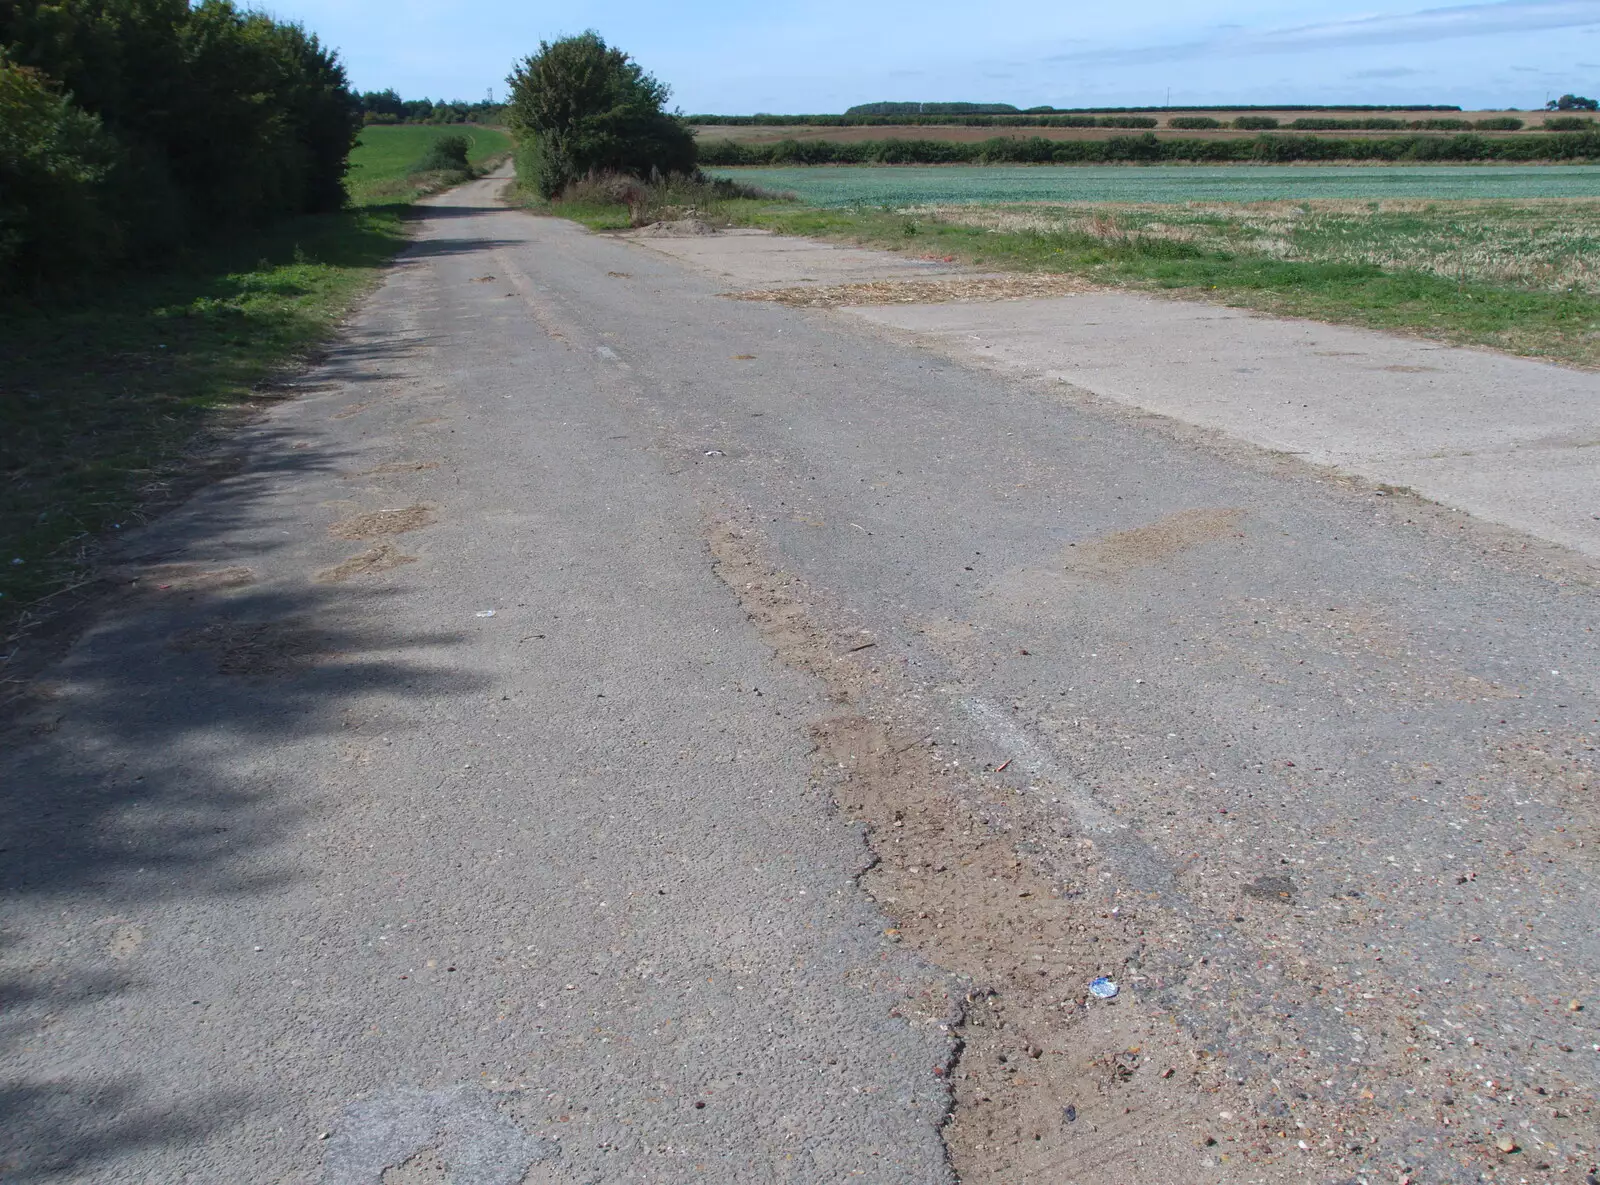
[550,170,792,227]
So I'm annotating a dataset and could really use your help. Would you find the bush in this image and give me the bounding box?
[1233,116,1279,129]
[0,60,118,288]
[1289,117,1410,130]
[507,31,695,199]
[0,1,361,287]
[1544,116,1596,131]
[1415,118,1472,131]
[418,133,472,173]
[1474,117,1524,131]
[1169,116,1222,129]
[693,129,1600,168]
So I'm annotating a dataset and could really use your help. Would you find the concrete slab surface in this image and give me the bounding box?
[850,292,1600,554]
[628,227,968,289]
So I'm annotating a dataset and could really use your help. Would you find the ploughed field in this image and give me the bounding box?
[706,164,1600,206]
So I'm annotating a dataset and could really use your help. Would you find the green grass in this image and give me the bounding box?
[346,124,512,205]
[705,164,1600,206]
[724,198,1600,367]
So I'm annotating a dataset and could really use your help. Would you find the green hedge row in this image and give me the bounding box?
[697,131,1600,167]
[2,2,359,291]
[687,113,1161,129]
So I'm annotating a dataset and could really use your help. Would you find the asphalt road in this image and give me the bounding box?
[2,175,1596,1185]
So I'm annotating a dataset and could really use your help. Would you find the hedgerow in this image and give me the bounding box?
[696,131,1600,168]
[1,2,361,291]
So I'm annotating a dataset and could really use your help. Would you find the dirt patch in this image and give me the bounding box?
[115,563,256,595]
[1064,508,1246,577]
[347,460,442,479]
[332,401,376,420]
[633,219,717,238]
[706,521,1239,1184]
[170,618,330,676]
[726,273,1094,309]
[381,1147,448,1183]
[329,505,436,540]
[316,543,418,583]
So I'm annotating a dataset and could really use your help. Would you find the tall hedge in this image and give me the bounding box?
[0,0,361,289]
[696,131,1600,168]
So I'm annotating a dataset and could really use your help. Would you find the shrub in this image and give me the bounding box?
[507,31,696,199]
[1474,117,1524,131]
[0,0,361,280]
[1415,118,1472,131]
[1544,116,1596,131]
[0,59,118,288]
[1233,116,1279,129]
[693,130,1600,168]
[418,133,471,173]
[1289,117,1409,130]
[1169,116,1222,129]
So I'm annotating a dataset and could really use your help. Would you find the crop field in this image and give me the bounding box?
[346,124,513,205]
[707,164,1600,206]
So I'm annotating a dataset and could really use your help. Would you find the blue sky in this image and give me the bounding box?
[269,0,1598,112]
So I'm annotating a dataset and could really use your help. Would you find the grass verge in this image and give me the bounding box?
[740,200,1600,367]
[0,133,487,644]
[542,181,1598,368]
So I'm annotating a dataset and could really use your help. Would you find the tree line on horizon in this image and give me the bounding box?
[1,0,361,291]
[356,89,505,126]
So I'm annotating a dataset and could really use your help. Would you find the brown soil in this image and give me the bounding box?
[316,543,417,583]
[347,460,442,479]
[632,219,718,238]
[332,401,376,421]
[169,618,330,676]
[706,521,1248,1185]
[328,505,436,540]
[728,274,1094,309]
[1061,508,1247,577]
[114,563,257,596]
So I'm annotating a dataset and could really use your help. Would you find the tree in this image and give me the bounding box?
[1546,94,1598,111]
[0,57,118,284]
[506,31,694,198]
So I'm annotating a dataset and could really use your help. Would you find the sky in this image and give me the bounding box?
[267,0,1599,112]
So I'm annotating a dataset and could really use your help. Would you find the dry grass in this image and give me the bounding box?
[908,197,1600,294]
[729,273,1095,308]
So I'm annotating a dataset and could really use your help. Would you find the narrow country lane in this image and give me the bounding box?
[2,173,1596,1185]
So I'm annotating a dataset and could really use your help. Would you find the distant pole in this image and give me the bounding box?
[1165,86,1171,108]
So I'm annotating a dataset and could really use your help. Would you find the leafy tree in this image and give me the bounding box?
[0,57,117,283]
[0,0,360,285]
[506,31,694,198]
[1547,94,1598,111]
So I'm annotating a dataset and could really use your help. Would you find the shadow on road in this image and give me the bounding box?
[0,314,488,1177]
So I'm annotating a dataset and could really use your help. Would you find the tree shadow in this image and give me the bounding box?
[0,319,490,1175]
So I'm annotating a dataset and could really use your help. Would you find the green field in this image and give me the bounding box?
[708,164,1600,206]
[346,124,513,205]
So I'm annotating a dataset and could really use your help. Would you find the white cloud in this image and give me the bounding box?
[1045,0,1600,66]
